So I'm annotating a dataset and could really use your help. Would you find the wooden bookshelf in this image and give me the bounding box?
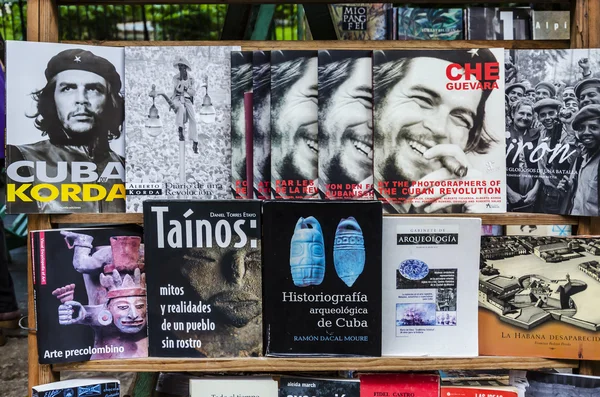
[24,0,600,394]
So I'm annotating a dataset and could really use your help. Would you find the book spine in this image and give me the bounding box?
[245,92,254,199]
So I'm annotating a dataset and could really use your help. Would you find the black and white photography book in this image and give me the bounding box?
[372,48,507,214]
[231,50,253,199]
[252,50,271,200]
[506,49,600,216]
[270,50,319,199]
[318,50,373,200]
[5,41,126,214]
[125,46,239,213]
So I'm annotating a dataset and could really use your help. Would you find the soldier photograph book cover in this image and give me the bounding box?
[5,41,126,214]
[125,46,239,213]
[372,48,507,214]
[31,227,146,364]
[479,236,600,360]
[143,200,262,358]
[231,51,253,199]
[505,49,600,216]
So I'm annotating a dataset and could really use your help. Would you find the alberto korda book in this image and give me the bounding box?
[231,50,253,199]
[479,236,600,360]
[143,200,262,357]
[279,376,359,397]
[382,217,481,357]
[372,48,506,214]
[125,46,239,213]
[262,200,382,356]
[5,41,126,213]
[31,227,146,364]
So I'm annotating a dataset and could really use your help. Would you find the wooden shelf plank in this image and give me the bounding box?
[58,0,564,5]
[65,40,571,50]
[53,356,577,372]
[49,212,580,226]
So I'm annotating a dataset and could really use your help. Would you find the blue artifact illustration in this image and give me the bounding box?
[333,216,365,287]
[399,259,430,280]
[290,216,326,287]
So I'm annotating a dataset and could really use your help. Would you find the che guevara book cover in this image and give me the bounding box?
[143,200,262,358]
[231,51,253,199]
[5,41,126,214]
[31,227,146,364]
[253,50,272,200]
[279,376,359,397]
[479,236,600,360]
[372,48,506,214]
[262,200,382,356]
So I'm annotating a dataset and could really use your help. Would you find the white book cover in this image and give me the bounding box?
[382,217,481,357]
[124,46,240,213]
[189,378,277,397]
[6,41,126,214]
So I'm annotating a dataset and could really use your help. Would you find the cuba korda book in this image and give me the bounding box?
[318,50,374,200]
[279,376,360,397]
[263,200,382,356]
[382,217,481,357]
[5,41,126,214]
[479,236,600,360]
[253,50,271,200]
[373,48,506,214]
[31,227,146,364]
[270,50,319,199]
[143,200,262,357]
[231,51,253,199]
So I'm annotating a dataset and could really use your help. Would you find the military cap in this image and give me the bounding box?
[505,82,527,94]
[45,48,121,92]
[574,78,600,99]
[535,81,557,98]
[533,98,562,112]
[572,104,600,130]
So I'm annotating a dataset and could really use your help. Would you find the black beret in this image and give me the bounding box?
[572,104,600,130]
[534,98,561,112]
[45,48,121,92]
[535,81,556,97]
[574,78,600,99]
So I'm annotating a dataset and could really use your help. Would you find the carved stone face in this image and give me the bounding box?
[108,296,147,334]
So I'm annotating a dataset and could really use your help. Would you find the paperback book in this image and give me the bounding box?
[318,50,373,200]
[125,46,239,212]
[382,217,481,357]
[372,48,506,214]
[506,49,600,216]
[396,7,464,40]
[31,227,146,364]
[479,236,600,359]
[143,200,262,357]
[253,50,271,200]
[190,378,277,397]
[360,374,440,397]
[440,384,518,397]
[531,11,570,40]
[231,51,253,199]
[5,41,126,213]
[328,4,391,40]
[510,370,600,396]
[262,200,382,356]
[32,378,120,397]
[466,7,532,40]
[279,376,359,397]
[270,50,319,199]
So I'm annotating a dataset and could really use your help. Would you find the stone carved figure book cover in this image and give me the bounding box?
[262,200,382,356]
[479,236,600,359]
[124,46,240,213]
[31,227,146,364]
[5,41,126,214]
[143,200,262,358]
[372,49,506,214]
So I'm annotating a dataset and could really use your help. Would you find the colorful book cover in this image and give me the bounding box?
[279,376,360,397]
[31,227,146,364]
[252,50,271,200]
[5,41,126,213]
[263,200,382,356]
[270,50,319,199]
[373,49,506,214]
[143,200,262,358]
[382,217,481,357]
[231,51,253,199]
[531,11,570,40]
[506,49,600,216]
[329,4,391,40]
[32,378,120,397]
[360,374,439,397]
[190,378,277,397]
[318,50,373,200]
[397,7,464,40]
[479,236,600,359]
[441,385,518,397]
[124,46,239,213]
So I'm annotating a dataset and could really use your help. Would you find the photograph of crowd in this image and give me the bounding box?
[506,49,600,216]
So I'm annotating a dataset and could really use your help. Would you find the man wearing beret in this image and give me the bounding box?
[535,81,556,102]
[574,78,600,108]
[533,98,578,213]
[7,48,125,213]
[506,83,526,105]
[570,105,600,216]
